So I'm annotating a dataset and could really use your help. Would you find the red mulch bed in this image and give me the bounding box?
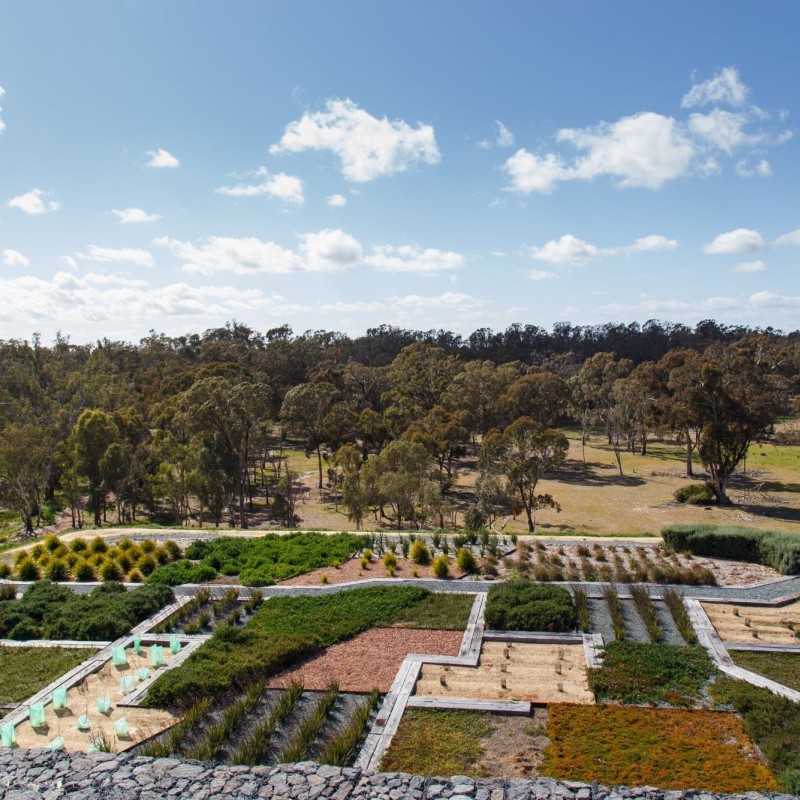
[268,628,464,692]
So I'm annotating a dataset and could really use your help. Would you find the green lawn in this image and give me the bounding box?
[0,645,97,704]
[730,651,800,692]
[393,592,475,630]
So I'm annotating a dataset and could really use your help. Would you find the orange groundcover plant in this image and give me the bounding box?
[542,704,778,793]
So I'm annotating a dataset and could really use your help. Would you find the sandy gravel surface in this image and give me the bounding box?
[702,599,800,644]
[280,555,470,586]
[268,628,463,692]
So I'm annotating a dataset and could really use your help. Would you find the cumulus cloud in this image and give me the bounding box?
[270,99,440,182]
[147,148,179,168]
[0,85,5,134]
[735,157,772,178]
[750,290,800,308]
[326,194,347,208]
[365,244,465,274]
[598,295,742,316]
[733,260,767,273]
[216,171,304,205]
[7,188,60,214]
[0,271,310,331]
[703,228,766,255]
[111,207,162,224]
[775,229,800,246]
[84,245,155,267]
[298,228,363,271]
[504,67,789,194]
[527,233,677,264]
[2,249,29,267]
[681,67,749,108]
[157,236,303,276]
[529,269,555,281]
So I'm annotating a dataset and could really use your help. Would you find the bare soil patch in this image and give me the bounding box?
[268,627,463,692]
[280,555,470,586]
[702,600,800,645]
[12,646,178,753]
[415,642,594,705]
[476,708,551,779]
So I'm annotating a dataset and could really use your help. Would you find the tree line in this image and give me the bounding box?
[0,320,797,534]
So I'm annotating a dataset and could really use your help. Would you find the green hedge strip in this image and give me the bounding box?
[662,524,800,575]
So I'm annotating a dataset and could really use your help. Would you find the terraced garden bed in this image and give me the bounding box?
[729,650,800,692]
[0,646,98,706]
[702,599,800,644]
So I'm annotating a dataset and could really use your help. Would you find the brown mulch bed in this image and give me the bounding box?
[279,555,470,586]
[267,628,464,692]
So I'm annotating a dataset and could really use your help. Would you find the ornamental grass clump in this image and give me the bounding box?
[603,585,627,641]
[629,584,662,643]
[456,547,477,574]
[279,681,340,763]
[409,539,431,565]
[662,588,697,644]
[572,586,591,633]
[320,688,381,766]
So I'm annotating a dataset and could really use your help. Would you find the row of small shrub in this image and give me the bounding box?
[2,534,183,584]
[485,580,576,632]
[145,585,429,708]
[662,524,800,574]
[0,580,174,640]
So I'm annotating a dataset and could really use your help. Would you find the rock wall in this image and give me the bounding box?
[0,750,793,800]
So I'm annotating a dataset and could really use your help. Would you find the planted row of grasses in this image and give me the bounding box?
[320,689,381,766]
[279,681,340,763]
[629,585,662,643]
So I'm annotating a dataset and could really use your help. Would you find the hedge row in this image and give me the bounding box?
[662,524,800,575]
[484,581,576,632]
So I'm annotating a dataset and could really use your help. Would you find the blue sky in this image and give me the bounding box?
[1,1,799,343]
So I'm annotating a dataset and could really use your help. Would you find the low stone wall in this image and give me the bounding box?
[0,750,793,800]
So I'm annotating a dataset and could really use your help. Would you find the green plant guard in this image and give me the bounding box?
[112,646,127,666]
[76,714,91,731]
[29,702,45,727]
[88,738,104,753]
[48,736,65,751]
[113,717,129,737]
[52,686,68,709]
[169,635,181,654]
[0,723,15,747]
[137,667,150,681]
[150,644,164,666]
[132,636,142,654]
[120,676,135,695]
[96,696,112,714]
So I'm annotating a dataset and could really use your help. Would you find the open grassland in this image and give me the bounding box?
[729,651,800,692]
[541,704,778,793]
[0,646,97,705]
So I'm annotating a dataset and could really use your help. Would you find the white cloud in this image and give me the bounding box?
[7,188,60,214]
[733,260,767,273]
[61,255,78,270]
[776,229,800,246]
[270,98,440,182]
[111,207,162,224]
[0,85,5,134]
[326,194,347,208]
[688,109,761,154]
[681,67,749,108]
[496,121,515,147]
[157,236,302,276]
[216,171,305,205]
[750,290,800,309]
[477,139,491,150]
[83,245,155,267]
[0,271,309,332]
[598,295,741,316]
[147,148,179,168]
[735,157,772,178]
[703,228,766,255]
[298,228,363,271]
[322,292,482,315]
[365,244,465,274]
[528,233,678,264]
[2,249,29,267]
[504,68,789,193]
[529,269,555,281]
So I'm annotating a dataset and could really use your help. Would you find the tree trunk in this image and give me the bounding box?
[715,476,732,505]
[685,431,694,477]
[317,445,324,490]
[640,434,647,456]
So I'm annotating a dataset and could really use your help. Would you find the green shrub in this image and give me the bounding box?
[44,558,69,582]
[455,547,477,573]
[589,641,716,706]
[147,560,217,586]
[16,559,40,581]
[44,534,61,552]
[383,551,398,572]
[410,539,431,565]
[89,537,108,554]
[70,538,88,553]
[485,581,576,632]
[431,555,450,578]
[73,560,96,582]
[99,560,122,582]
[0,563,11,579]
[662,524,800,574]
[164,540,182,560]
[674,482,717,505]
